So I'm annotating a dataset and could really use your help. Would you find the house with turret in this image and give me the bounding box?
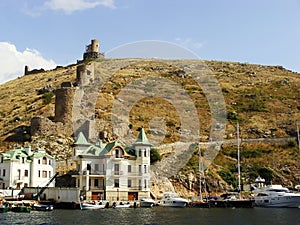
[72,128,151,201]
[0,146,56,190]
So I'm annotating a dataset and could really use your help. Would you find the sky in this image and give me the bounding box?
[1,0,300,84]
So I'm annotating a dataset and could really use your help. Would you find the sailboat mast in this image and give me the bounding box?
[237,122,241,199]
[198,142,203,201]
[297,122,300,155]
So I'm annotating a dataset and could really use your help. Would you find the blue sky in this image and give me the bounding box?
[1,0,300,84]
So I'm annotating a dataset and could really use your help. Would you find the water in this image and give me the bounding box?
[0,207,299,225]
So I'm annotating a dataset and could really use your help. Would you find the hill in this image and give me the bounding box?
[1,59,300,196]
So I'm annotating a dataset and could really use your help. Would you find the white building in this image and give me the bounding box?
[73,128,152,201]
[0,146,56,190]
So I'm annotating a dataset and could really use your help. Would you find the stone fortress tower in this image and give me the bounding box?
[52,39,102,140]
[83,39,104,60]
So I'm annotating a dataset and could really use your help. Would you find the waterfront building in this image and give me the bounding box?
[72,128,151,201]
[0,146,56,189]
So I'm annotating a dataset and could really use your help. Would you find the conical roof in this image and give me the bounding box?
[74,132,90,146]
[134,128,151,146]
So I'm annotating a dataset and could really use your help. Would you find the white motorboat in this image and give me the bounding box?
[253,184,300,208]
[33,204,54,211]
[112,202,131,208]
[157,192,188,207]
[80,203,106,210]
[140,198,155,208]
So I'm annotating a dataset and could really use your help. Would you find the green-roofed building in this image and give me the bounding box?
[72,128,152,201]
[0,146,56,190]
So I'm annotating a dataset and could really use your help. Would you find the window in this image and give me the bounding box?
[114,164,120,175]
[139,150,142,157]
[22,157,25,163]
[139,165,142,174]
[42,171,47,178]
[114,179,119,188]
[42,157,47,165]
[95,164,99,171]
[49,171,51,178]
[144,165,147,173]
[38,159,41,164]
[49,160,51,165]
[94,179,99,187]
[24,170,28,177]
[115,148,123,158]
[144,179,147,188]
[17,169,21,180]
[38,170,40,177]
[0,157,3,163]
[2,169,5,177]
[144,149,147,157]
[128,165,132,173]
[87,164,91,173]
[128,179,132,187]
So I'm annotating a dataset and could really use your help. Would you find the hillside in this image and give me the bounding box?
[1,59,300,196]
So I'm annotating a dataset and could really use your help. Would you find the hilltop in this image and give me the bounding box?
[1,58,300,196]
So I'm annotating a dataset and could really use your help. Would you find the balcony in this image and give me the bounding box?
[82,170,106,176]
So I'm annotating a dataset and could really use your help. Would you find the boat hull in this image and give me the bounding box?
[81,203,105,210]
[140,199,155,208]
[255,195,300,208]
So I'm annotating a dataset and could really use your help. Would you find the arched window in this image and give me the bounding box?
[42,157,47,165]
[115,148,123,158]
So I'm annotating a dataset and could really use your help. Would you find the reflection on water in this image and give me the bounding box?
[0,207,299,225]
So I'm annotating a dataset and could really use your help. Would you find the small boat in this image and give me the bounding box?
[11,205,31,213]
[0,204,9,213]
[0,199,9,213]
[112,202,131,208]
[140,198,155,208]
[253,184,300,208]
[80,203,106,210]
[33,204,54,211]
[157,192,188,207]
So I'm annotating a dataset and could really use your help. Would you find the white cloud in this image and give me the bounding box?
[0,42,57,84]
[44,0,116,13]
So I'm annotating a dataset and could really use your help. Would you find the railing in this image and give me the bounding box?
[82,170,106,175]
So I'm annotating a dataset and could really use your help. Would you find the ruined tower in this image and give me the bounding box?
[83,39,104,60]
[54,82,76,125]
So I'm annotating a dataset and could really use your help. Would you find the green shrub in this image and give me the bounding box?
[43,92,54,105]
[218,170,237,188]
[150,148,161,164]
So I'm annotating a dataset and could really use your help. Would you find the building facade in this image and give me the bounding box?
[73,128,151,201]
[0,146,56,189]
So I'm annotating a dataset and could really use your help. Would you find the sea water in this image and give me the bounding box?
[0,207,299,225]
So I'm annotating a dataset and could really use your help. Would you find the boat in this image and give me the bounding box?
[33,203,54,211]
[140,198,155,208]
[157,192,189,207]
[112,202,131,208]
[253,184,300,208]
[10,205,31,213]
[209,123,254,208]
[0,204,9,213]
[80,202,106,210]
[0,199,9,213]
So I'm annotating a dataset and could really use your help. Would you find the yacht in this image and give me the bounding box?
[158,192,188,207]
[140,198,156,208]
[253,184,300,208]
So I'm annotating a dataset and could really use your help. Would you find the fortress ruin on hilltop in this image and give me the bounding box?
[31,40,103,142]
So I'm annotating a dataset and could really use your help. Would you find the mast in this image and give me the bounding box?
[198,142,203,201]
[237,122,241,199]
[297,122,300,155]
